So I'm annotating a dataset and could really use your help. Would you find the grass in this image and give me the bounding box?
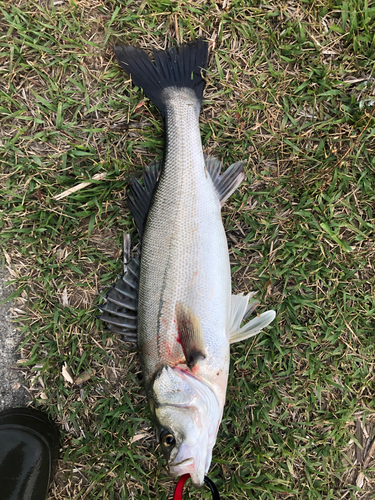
[1,0,375,498]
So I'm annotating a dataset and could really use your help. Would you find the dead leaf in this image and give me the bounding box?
[364,439,375,468]
[61,286,69,307]
[74,369,95,386]
[62,363,74,384]
[130,432,150,443]
[356,471,365,488]
[3,250,11,265]
[134,100,145,112]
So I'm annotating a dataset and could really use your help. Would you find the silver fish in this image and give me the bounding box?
[100,40,276,487]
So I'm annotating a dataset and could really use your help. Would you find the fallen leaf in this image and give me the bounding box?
[61,286,69,307]
[134,100,145,111]
[356,471,365,488]
[364,439,375,468]
[37,188,44,201]
[62,363,74,384]
[3,250,11,265]
[130,432,150,443]
[74,369,95,386]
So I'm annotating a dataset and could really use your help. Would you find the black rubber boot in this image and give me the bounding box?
[0,407,60,500]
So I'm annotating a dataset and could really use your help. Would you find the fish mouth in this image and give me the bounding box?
[169,457,194,468]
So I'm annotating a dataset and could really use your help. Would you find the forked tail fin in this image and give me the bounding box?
[114,40,209,117]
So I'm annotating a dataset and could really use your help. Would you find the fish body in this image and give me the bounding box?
[139,86,230,399]
[100,41,276,487]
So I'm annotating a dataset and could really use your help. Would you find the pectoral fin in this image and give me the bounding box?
[175,302,206,369]
[228,293,276,344]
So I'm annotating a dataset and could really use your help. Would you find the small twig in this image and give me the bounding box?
[53,172,107,200]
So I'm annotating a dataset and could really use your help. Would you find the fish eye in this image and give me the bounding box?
[160,430,176,448]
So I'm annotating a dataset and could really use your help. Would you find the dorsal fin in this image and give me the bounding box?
[175,302,206,369]
[127,160,162,237]
[205,155,246,206]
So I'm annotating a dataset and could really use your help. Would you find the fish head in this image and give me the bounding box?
[152,365,222,488]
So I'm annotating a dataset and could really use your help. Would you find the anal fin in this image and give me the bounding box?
[98,235,140,345]
[175,302,206,369]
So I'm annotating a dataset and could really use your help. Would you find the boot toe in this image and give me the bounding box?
[0,408,60,500]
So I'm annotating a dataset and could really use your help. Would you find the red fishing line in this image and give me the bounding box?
[173,474,220,500]
[173,474,190,500]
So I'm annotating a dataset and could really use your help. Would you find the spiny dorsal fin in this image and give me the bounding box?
[227,293,276,344]
[175,302,206,369]
[205,155,246,206]
[127,160,162,237]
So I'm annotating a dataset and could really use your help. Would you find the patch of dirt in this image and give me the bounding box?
[0,269,27,411]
